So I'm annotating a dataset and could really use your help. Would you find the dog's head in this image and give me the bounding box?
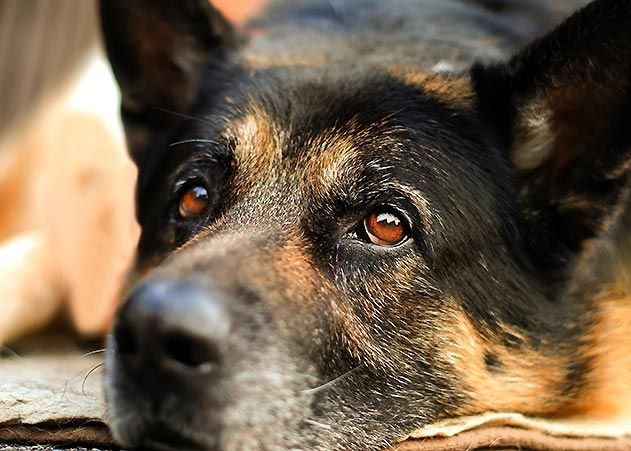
[100,1,631,449]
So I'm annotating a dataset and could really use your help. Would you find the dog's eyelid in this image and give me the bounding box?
[170,152,229,193]
[173,175,208,194]
[348,205,413,248]
[369,197,418,230]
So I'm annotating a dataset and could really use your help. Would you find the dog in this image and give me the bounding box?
[99,0,631,449]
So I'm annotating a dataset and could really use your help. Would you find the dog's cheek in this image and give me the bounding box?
[328,250,444,372]
[438,308,576,417]
[303,257,465,439]
[571,287,631,419]
[206,333,317,449]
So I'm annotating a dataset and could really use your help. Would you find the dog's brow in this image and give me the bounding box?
[315,158,437,230]
[229,109,283,179]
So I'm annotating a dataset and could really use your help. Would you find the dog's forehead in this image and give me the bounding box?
[223,102,370,196]
[207,68,474,196]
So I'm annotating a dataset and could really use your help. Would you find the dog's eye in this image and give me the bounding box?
[178,185,210,219]
[362,210,409,246]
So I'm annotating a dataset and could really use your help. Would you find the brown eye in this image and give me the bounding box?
[363,210,409,246]
[178,185,210,219]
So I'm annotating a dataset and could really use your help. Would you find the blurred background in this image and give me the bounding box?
[0,0,261,346]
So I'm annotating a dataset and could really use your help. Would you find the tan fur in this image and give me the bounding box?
[240,52,333,70]
[271,240,319,298]
[390,69,474,109]
[512,99,555,171]
[303,123,362,198]
[574,286,631,418]
[443,310,572,416]
[228,106,282,190]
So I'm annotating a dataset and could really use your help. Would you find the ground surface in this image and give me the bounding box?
[0,337,115,451]
[0,448,115,451]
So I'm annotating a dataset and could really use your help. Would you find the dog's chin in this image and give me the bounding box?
[128,423,213,451]
[105,370,222,450]
[104,348,321,451]
[105,388,218,450]
[107,402,296,451]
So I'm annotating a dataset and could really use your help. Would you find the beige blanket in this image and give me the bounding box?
[396,413,631,450]
[1,350,630,450]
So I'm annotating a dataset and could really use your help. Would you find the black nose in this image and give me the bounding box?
[113,280,230,371]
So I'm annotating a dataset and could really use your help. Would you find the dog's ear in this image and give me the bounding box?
[99,0,236,165]
[472,0,631,273]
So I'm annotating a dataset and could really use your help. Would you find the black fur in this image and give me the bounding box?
[99,1,630,450]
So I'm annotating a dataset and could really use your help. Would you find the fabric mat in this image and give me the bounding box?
[0,345,116,450]
[1,347,630,451]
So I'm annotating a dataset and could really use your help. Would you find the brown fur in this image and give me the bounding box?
[574,287,631,418]
[390,69,474,110]
[443,309,572,416]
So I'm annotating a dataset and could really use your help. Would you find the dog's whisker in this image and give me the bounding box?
[327,0,344,20]
[170,138,220,147]
[0,346,22,358]
[302,364,364,395]
[72,348,107,362]
[303,418,333,430]
[81,363,105,396]
[61,367,93,400]
[60,352,106,400]
[152,106,213,125]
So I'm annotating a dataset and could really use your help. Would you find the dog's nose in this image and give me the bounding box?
[113,280,230,371]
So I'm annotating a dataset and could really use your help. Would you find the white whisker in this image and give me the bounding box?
[304,418,332,430]
[302,364,363,395]
[169,138,219,147]
[72,348,106,362]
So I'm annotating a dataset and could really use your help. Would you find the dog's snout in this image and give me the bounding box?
[113,280,230,371]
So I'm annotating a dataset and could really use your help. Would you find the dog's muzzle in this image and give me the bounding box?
[113,280,230,373]
[109,280,232,449]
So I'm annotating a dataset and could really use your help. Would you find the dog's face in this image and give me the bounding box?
[100,1,631,450]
